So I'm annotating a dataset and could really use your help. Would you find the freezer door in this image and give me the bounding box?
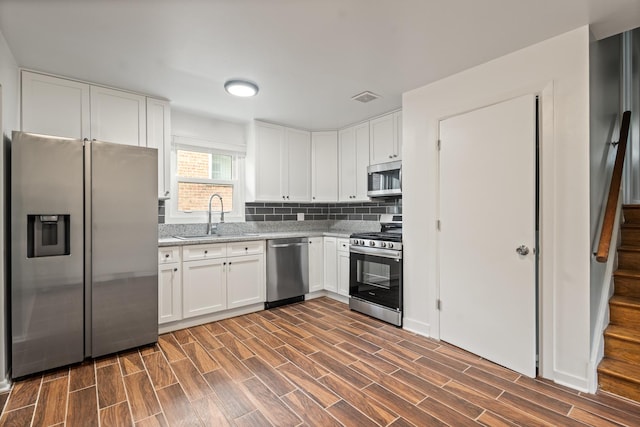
[11,131,85,377]
[90,141,158,357]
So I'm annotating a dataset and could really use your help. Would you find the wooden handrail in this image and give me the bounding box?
[595,110,632,262]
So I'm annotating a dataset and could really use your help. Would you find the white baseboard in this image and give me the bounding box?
[305,290,328,300]
[402,317,431,337]
[554,369,590,392]
[0,375,11,392]
[324,292,349,304]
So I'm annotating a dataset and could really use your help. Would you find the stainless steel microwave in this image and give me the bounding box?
[367,160,402,198]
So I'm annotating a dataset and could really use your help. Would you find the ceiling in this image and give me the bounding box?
[1,0,639,131]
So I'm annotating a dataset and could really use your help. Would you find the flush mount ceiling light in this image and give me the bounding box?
[224,79,259,97]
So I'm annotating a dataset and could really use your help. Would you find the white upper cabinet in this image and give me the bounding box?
[338,122,370,201]
[285,128,312,201]
[146,98,171,198]
[90,86,146,146]
[311,131,338,202]
[249,121,311,202]
[253,122,285,201]
[369,110,402,165]
[395,110,403,161]
[21,70,90,139]
[21,71,171,199]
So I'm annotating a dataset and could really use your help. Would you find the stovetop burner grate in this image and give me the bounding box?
[350,232,402,242]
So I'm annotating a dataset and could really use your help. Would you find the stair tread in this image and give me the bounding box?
[623,205,640,209]
[611,295,640,307]
[618,246,640,252]
[605,325,640,343]
[614,269,640,279]
[622,223,640,229]
[598,358,640,383]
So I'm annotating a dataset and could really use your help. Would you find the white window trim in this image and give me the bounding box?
[166,138,246,224]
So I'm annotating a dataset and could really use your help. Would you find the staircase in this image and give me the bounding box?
[598,205,640,402]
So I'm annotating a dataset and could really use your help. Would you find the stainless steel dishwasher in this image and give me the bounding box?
[265,237,309,309]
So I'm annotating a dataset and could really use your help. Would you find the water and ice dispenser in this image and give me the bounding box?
[27,214,71,258]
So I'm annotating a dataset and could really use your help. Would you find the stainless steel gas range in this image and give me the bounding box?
[349,214,403,326]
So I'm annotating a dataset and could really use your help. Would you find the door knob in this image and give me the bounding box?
[516,245,530,256]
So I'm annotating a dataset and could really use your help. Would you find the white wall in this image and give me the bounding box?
[0,27,19,390]
[403,26,591,391]
[589,33,621,344]
[171,108,246,147]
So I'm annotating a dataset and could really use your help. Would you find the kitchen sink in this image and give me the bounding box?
[172,233,262,240]
[172,235,219,240]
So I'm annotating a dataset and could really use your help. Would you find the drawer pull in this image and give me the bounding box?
[204,250,208,254]
[165,254,170,258]
[173,268,177,272]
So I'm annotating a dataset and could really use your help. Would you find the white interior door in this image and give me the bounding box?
[439,94,537,377]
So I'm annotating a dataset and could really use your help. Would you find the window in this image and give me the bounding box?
[168,143,245,223]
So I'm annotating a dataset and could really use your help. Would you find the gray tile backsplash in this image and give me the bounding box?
[244,199,401,222]
[158,200,165,224]
[157,199,401,229]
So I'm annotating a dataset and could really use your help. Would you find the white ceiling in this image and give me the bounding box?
[1,0,639,131]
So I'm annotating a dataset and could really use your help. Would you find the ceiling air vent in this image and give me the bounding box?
[351,91,380,103]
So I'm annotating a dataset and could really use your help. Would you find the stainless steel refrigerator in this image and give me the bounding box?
[10,131,158,378]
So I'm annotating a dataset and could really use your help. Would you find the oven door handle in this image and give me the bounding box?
[349,245,402,259]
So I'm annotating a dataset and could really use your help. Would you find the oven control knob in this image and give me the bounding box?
[380,242,386,248]
[387,243,394,249]
[369,241,375,247]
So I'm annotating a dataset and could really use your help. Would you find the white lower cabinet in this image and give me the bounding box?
[158,263,182,324]
[324,237,350,296]
[227,254,265,309]
[337,239,351,297]
[166,241,266,322]
[182,257,227,318]
[323,237,338,292]
[309,237,324,292]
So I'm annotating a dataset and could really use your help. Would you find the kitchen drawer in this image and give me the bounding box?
[337,238,350,253]
[227,240,265,257]
[159,247,181,264]
[183,243,227,261]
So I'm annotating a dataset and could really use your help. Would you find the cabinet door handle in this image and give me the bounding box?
[223,262,226,265]
[282,195,286,199]
[287,195,290,200]
[245,247,248,251]
[165,254,170,258]
[173,268,178,272]
[204,250,208,254]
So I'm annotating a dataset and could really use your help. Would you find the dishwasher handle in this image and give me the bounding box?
[269,242,308,248]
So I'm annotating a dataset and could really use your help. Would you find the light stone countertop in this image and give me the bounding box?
[158,230,352,247]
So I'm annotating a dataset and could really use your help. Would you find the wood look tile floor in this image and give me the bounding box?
[2,297,640,427]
